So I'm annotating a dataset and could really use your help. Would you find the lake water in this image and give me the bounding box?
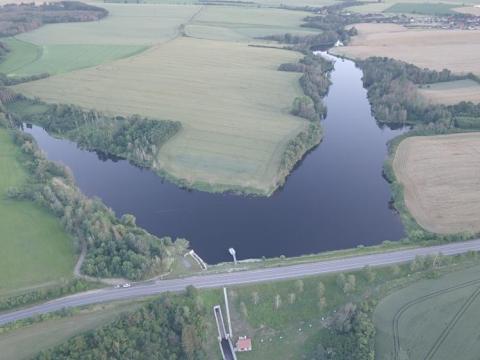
[24,54,406,264]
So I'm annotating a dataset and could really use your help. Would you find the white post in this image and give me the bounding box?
[224,287,233,338]
[229,248,237,265]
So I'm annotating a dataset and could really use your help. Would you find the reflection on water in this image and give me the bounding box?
[24,54,406,264]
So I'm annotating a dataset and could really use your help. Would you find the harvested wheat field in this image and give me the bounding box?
[393,133,480,234]
[418,79,480,105]
[332,23,480,75]
[15,37,307,194]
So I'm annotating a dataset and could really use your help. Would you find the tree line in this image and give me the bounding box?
[12,100,182,169]
[0,279,90,312]
[358,57,480,128]
[34,288,209,360]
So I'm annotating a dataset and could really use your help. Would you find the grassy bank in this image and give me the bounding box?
[0,128,75,297]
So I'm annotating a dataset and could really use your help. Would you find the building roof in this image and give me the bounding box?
[236,337,252,349]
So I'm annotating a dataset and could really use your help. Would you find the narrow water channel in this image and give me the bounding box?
[24,54,406,264]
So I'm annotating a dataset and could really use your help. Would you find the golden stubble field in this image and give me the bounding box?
[15,37,307,194]
[332,23,480,75]
[393,133,480,234]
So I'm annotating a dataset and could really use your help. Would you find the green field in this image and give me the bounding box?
[0,301,142,360]
[375,265,480,360]
[14,36,307,195]
[418,79,480,105]
[0,129,75,296]
[186,6,320,41]
[385,2,457,14]
[0,3,201,76]
[0,38,146,77]
[16,4,200,45]
[0,38,40,75]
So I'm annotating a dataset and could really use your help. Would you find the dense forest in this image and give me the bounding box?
[10,100,182,169]
[358,57,480,128]
[2,124,187,280]
[34,288,209,360]
[0,1,107,37]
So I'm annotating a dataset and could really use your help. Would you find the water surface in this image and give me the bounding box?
[25,54,406,263]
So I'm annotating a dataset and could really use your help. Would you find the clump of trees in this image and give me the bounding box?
[10,100,182,170]
[358,57,480,127]
[7,130,187,280]
[319,301,376,360]
[280,53,333,121]
[34,288,209,360]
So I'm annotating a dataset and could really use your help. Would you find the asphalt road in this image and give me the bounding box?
[3,239,480,326]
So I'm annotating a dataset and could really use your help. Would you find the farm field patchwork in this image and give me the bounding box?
[0,3,200,76]
[186,6,320,41]
[375,264,480,360]
[14,37,307,194]
[392,133,480,234]
[106,0,336,7]
[418,79,480,105]
[0,129,75,296]
[331,23,480,75]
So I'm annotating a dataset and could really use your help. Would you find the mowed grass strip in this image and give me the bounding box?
[392,133,480,234]
[0,129,74,295]
[14,37,307,194]
[418,79,480,105]
[375,265,480,360]
[331,23,480,75]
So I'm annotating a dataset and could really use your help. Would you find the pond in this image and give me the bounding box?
[24,53,406,264]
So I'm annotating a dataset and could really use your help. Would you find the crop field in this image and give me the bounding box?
[392,133,480,234]
[0,129,74,296]
[0,38,40,75]
[418,79,480,105]
[0,40,146,77]
[385,2,457,15]
[0,301,142,360]
[106,0,336,7]
[185,6,320,41]
[14,37,307,194]
[331,23,480,75]
[0,4,200,76]
[375,264,480,360]
[347,0,480,14]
